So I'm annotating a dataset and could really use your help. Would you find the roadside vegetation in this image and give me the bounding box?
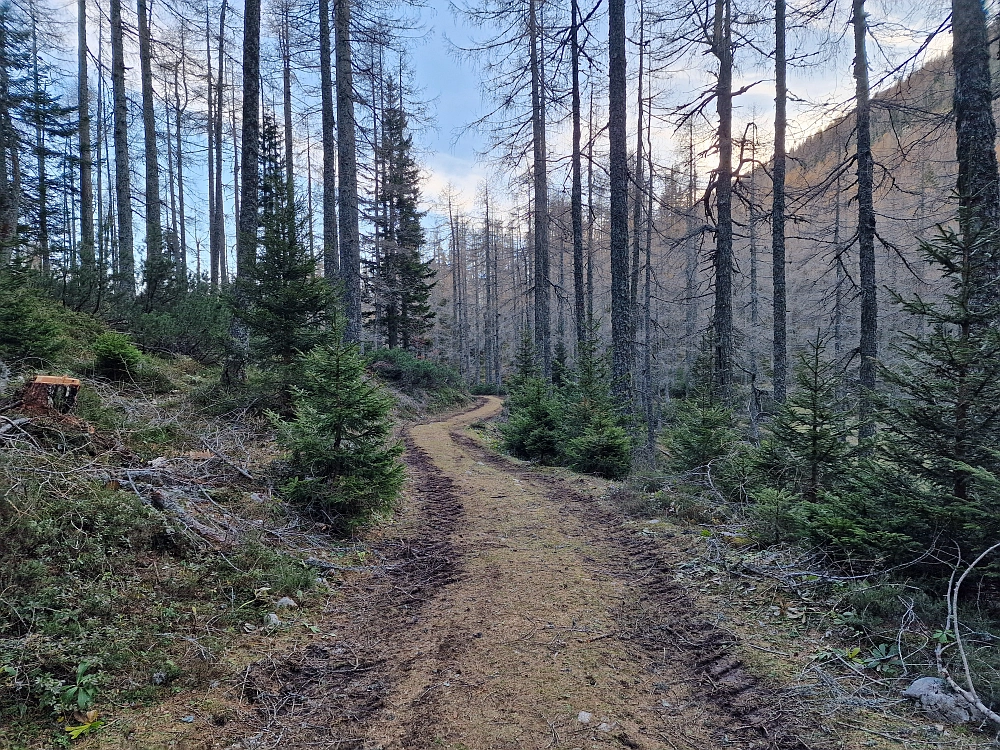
[0,273,464,747]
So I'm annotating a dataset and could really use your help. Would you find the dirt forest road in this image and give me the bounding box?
[244,397,824,750]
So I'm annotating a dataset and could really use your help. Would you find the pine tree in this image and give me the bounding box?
[274,339,404,527]
[880,225,1000,549]
[242,116,336,375]
[756,333,852,501]
[369,83,435,351]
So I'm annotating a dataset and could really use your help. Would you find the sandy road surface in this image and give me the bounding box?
[244,397,821,750]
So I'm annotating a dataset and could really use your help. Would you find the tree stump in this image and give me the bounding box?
[22,376,81,413]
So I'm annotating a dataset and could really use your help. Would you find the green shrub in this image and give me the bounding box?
[747,487,810,546]
[663,398,739,473]
[501,377,564,464]
[0,275,63,363]
[368,348,463,390]
[131,289,230,364]
[92,331,143,379]
[274,341,404,527]
[566,412,631,479]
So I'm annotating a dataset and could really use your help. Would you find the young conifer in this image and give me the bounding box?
[242,117,336,375]
[880,225,1000,550]
[275,337,404,527]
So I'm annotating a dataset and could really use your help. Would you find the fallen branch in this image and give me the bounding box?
[201,438,254,480]
[935,541,1000,727]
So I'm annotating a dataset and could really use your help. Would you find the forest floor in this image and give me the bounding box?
[73,396,992,750]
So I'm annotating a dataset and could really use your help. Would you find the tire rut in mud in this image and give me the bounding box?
[238,434,465,749]
[451,431,827,750]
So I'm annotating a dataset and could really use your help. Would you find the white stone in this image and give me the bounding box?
[577,711,592,724]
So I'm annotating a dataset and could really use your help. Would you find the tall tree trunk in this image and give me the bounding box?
[771,0,787,403]
[586,86,595,325]
[529,0,550,376]
[608,0,631,389]
[712,0,734,400]
[319,0,338,279]
[484,188,495,389]
[175,36,188,279]
[206,4,217,288]
[643,135,655,455]
[570,0,585,348]
[630,13,644,319]
[165,77,177,264]
[0,19,12,265]
[215,2,227,282]
[96,23,107,306]
[137,0,163,278]
[952,0,1000,307]
[77,0,96,300]
[853,0,877,440]
[685,122,697,369]
[31,13,49,275]
[221,0,260,385]
[280,6,295,212]
[336,0,361,341]
[110,0,135,298]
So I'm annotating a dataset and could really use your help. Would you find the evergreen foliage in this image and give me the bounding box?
[368,81,435,351]
[0,273,62,362]
[131,285,231,364]
[502,333,631,479]
[879,226,1000,553]
[752,333,852,501]
[663,397,738,474]
[274,341,404,527]
[92,331,142,379]
[241,117,337,375]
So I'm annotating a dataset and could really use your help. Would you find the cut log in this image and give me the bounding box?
[22,376,81,413]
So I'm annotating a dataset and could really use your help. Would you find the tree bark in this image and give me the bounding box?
[570,0,585,348]
[175,35,188,279]
[952,0,1000,308]
[771,0,787,403]
[110,0,135,298]
[137,0,163,273]
[221,0,261,385]
[712,0,734,400]
[280,5,295,214]
[215,1,227,283]
[608,0,631,390]
[206,4,217,289]
[853,0,877,441]
[319,0,339,280]
[77,0,96,300]
[529,0,550,376]
[336,0,361,341]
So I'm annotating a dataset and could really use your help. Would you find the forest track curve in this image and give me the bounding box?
[242,396,828,750]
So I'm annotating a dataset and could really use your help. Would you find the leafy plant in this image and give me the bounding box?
[92,331,143,379]
[65,710,103,740]
[60,662,98,713]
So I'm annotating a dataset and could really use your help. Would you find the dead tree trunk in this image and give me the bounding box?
[319,0,339,279]
[221,0,261,385]
[529,0,550,376]
[110,0,134,298]
[77,0,96,302]
[771,0,787,403]
[608,0,631,391]
[137,0,163,275]
[853,0,877,441]
[712,0,734,401]
[570,0,585,348]
[336,0,361,341]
